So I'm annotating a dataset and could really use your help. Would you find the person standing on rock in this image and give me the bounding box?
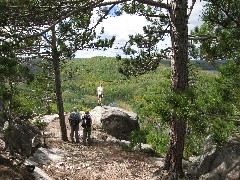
[68,107,81,143]
[81,110,92,145]
[97,83,103,106]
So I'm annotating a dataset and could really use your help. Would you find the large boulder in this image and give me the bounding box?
[3,121,42,157]
[90,106,139,140]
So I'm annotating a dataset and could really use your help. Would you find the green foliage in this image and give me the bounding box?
[184,133,205,157]
[33,119,47,131]
[0,42,34,126]
[0,43,34,84]
[187,63,238,149]
[211,119,235,146]
[12,96,34,120]
[145,123,169,154]
[121,143,134,152]
[191,0,240,63]
[218,61,240,106]
[129,129,148,148]
[126,59,239,156]
[25,69,56,115]
[121,129,148,152]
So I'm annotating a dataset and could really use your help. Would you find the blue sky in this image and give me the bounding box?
[75,0,206,58]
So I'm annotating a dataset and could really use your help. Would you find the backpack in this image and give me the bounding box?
[69,112,79,126]
[82,114,91,128]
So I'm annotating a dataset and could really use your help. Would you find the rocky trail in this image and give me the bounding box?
[25,114,165,179]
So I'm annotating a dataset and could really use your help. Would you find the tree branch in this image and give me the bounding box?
[187,0,196,19]
[2,0,171,41]
[136,0,170,10]
[210,1,240,27]
[188,35,217,40]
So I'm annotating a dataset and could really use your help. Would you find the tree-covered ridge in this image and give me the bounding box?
[61,57,225,112]
[61,56,170,112]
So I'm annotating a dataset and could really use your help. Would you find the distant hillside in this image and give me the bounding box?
[61,56,170,111]
[25,56,220,113]
[61,56,220,113]
[160,59,227,71]
[74,57,226,71]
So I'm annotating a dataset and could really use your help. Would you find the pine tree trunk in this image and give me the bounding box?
[51,27,68,141]
[163,0,188,178]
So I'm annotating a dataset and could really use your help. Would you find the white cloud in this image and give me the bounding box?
[75,1,205,58]
[188,0,206,32]
[75,14,149,58]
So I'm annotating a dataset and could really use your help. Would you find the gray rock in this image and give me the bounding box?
[3,121,42,157]
[189,141,240,180]
[25,147,66,180]
[90,106,139,140]
[26,147,66,165]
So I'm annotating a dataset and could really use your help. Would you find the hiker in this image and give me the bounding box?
[97,83,103,106]
[68,107,81,143]
[81,110,92,145]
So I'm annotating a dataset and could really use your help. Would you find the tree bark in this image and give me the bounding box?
[163,0,188,178]
[51,27,68,141]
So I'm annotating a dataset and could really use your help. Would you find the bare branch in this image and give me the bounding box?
[187,0,196,19]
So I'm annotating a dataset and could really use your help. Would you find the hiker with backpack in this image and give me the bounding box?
[68,107,82,143]
[81,110,92,145]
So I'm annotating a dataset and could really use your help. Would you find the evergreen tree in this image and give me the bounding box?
[190,0,240,63]
[117,0,198,178]
[191,0,240,124]
[0,41,34,155]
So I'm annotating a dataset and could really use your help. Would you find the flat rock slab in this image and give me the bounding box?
[25,147,68,179]
[26,147,67,165]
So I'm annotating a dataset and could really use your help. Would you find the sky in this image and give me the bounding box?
[75,0,206,58]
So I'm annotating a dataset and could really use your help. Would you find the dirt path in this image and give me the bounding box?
[38,115,164,179]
